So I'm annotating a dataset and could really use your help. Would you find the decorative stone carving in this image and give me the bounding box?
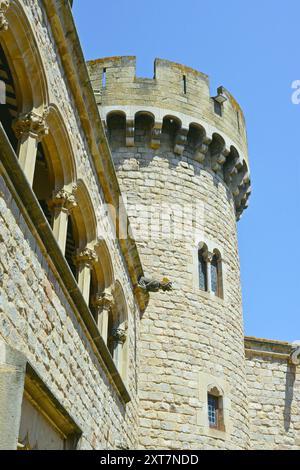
[74,248,97,268]
[290,343,300,366]
[92,291,114,312]
[50,186,78,213]
[0,0,10,32]
[138,276,173,293]
[111,328,127,344]
[13,111,49,141]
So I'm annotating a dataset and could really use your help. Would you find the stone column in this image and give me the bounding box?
[0,341,27,450]
[205,252,214,293]
[0,0,10,32]
[13,111,48,187]
[50,187,77,254]
[92,292,114,344]
[74,249,97,304]
[111,328,127,371]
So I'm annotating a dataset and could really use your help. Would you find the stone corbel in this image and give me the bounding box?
[230,168,250,197]
[194,136,212,164]
[13,110,49,142]
[0,0,10,32]
[235,181,251,207]
[151,122,162,150]
[290,343,300,366]
[174,128,188,155]
[126,118,135,147]
[211,148,230,173]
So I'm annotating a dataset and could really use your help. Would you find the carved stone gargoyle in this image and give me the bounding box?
[290,342,300,366]
[138,276,173,293]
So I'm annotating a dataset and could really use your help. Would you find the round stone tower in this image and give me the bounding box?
[88,57,251,450]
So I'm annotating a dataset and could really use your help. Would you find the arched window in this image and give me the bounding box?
[65,216,77,278]
[0,43,18,150]
[198,245,208,291]
[32,143,53,225]
[108,282,128,382]
[207,385,225,431]
[211,250,223,298]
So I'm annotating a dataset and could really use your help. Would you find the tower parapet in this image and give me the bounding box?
[88,56,251,219]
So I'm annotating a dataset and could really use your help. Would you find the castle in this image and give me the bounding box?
[0,0,299,450]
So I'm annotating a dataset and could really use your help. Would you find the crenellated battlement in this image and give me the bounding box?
[87,57,251,218]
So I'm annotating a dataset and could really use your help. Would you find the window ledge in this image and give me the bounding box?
[197,289,225,305]
[0,125,131,405]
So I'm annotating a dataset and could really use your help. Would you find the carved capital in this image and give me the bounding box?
[92,292,114,312]
[0,0,10,32]
[111,327,127,344]
[13,110,49,141]
[50,186,77,213]
[74,248,97,268]
[204,251,215,264]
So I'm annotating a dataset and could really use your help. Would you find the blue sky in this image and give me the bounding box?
[73,0,300,342]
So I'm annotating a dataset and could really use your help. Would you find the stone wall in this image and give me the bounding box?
[245,338,300,450]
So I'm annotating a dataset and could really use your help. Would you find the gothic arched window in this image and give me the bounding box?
[198,245,208,291]
[0,43,18,151]
[211,250,223,298]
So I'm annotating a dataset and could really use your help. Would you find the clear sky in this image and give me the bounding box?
[73,0,300,342]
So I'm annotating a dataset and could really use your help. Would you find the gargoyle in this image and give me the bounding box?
[138,276,173,293]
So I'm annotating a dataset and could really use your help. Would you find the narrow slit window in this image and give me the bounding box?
[102,68,107,88]
[183,75,187,94]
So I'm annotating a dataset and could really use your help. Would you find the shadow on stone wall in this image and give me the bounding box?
[284,364,296,432]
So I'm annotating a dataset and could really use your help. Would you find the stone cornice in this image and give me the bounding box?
[244,336,294,362]
[42,0,149,315]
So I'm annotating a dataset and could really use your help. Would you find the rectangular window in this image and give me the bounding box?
[208,394,219,428]
[183,75,187,94]
[102,68,107,88]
